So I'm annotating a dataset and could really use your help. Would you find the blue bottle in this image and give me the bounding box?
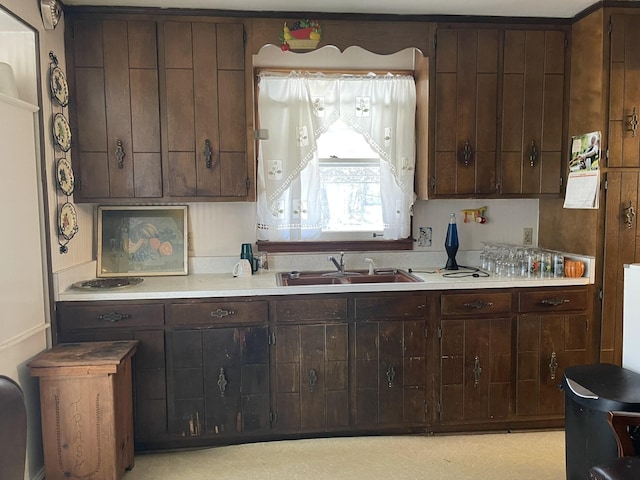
[444,213,459,270]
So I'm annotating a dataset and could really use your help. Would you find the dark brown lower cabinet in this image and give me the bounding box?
[515,288,591,418]
[438,291,513,426]
[171,326,270,438]
[352,294,428,428]
[55,302,168,449]
[273,323,349,432]
[439,317,512,423]
[169,300,270,441]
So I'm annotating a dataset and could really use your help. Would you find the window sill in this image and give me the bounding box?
[256,238,414,253]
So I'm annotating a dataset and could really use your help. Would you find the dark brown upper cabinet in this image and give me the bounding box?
[161,20,249,199]
[430,24,567,198]
[501,29,566,195]
[68,19,162,201]
[65,14,251,203]
[608,14,640,168]
[433,26,500,197]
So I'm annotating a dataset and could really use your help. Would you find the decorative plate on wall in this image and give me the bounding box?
[58,201,78,241]
[52,112,71,152]
[49,64,69,107]
[56,157,74,196]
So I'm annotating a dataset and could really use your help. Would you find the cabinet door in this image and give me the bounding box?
[601,171,640,363]
[501,29,565,194]
[353,319,427,427]
[56,303,167,447]
[516,313,589,417]
[171,326,270,438]
[163,21,247,198]
[433,26,499,196]
[608,15,640,168]
[273,323,349,433]
[439,318,511,423]
[70,19,162,200]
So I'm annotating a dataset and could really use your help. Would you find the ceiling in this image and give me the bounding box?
[61,0,602,19]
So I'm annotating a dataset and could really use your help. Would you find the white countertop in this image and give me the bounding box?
[57,267,592,302]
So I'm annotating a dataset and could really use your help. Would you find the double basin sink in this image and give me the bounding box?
[276,269,422,286]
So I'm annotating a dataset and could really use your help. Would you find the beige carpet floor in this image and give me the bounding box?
[124,430,565,480]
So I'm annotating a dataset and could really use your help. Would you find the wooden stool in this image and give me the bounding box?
[29,341,138,480]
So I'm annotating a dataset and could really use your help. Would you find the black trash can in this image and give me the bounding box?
[562,363,640,480]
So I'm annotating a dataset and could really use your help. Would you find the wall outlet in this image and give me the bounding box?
[523,227,533,246]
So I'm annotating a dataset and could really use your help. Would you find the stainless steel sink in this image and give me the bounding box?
[276,269,422,286]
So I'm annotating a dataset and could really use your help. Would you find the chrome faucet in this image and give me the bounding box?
[328,251,345,274]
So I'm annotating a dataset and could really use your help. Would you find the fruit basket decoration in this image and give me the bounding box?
[280,20,322,51]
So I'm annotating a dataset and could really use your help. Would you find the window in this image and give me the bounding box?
[256,71,416,244]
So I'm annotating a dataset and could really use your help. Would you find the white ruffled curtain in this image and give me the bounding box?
[256,72,416,241]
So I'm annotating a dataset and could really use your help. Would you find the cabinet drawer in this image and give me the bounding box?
[57,303,165,329]
[273,297,348,323]
[517,288,588,313]
[171,300,268,326]
[354,294,428,319]
[440,292,512,316]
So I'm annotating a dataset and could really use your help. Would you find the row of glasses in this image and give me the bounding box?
[480,243,566,279]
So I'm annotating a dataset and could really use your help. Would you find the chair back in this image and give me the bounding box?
[0,375,27,480]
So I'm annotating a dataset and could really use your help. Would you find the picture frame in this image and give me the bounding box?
[97,205,188,277]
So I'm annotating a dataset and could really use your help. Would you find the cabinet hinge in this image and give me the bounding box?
[599,288,603,301]
[436,401,441,414]
[268,331,276,345]
[608,19,613,35]
[430,176,436,191]
[243,26,247,46]
[434,32,437,50]
[425,326,428,338]
[604,179,608,191]
[424,401,428,415]
[246,177,251,192]
[586,317,590,332]
[436,327,442,339]
[269,410,277,425]
[559,176,563,187]
[564,37,568,49]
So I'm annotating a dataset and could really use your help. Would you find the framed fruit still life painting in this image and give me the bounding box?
[97,205,188,277]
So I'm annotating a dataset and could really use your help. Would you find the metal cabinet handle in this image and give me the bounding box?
[308,368,318,392]
[628,107,638,137]
[204,139,213,168]
[217,367,228,397]
[210,308,235,319]
[529,140,538,167]
[540,298,570,306]
[97,312,132,322]
[386,364,396,388]
[115,140,125,169]
[549,352,558,380]
[463,300,494,309]
[473,356,482,386]
[624,201,635,230]
[460,139,473,167]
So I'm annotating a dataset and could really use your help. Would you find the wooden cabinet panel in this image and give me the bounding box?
[441,292,512,316]
[517,287,588,313]
[354,294,428,319]
[516,313,589,416]
[609,15,640,168]
[56,302,167,448]
[274,323,349,432]
[439,317,511,423]
[501,29,565,195]
[69,19,162,201]
[272,297,348,323]
[171,326,270,437]
[162,20,247,199]
[433,26,500,196]
[171,300,268,326]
